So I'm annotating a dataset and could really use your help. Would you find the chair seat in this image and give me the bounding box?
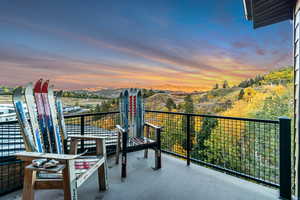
[128,137,155,146]
[37,156,103,179]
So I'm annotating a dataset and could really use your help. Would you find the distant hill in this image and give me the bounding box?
[92,88,124,98]
[144,66,294,119]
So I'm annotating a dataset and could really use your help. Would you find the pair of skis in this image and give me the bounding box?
[33,79,63,154]
[13,79,64,154]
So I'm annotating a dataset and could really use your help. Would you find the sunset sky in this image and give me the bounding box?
[0,0,293,92]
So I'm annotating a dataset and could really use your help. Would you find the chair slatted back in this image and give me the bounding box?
[13,87,40,153]
[13,82,66,154]
[119,89,144,138]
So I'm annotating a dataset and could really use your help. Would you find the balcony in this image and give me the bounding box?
[0,111,291,199]
[0,151,278,200]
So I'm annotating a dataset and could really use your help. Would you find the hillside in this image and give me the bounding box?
[145,66,294,120]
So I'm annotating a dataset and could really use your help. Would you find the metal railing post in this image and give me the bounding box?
[186,114,191,166]
[279,117,291,200]
[80,115,85,152]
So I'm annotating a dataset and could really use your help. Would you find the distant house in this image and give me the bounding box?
[242,0,298,198]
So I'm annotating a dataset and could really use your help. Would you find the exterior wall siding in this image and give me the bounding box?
[295,2,300,197]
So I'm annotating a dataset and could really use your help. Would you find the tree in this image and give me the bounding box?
[166,98,176,111]
[184,95,194,113]
[243,88,256,102]
[181,95,194,150]
[93,104,102,120]
[222,80,229,89]
[213,83,219,90]
[192,117,218,160]
[238,89,245,100]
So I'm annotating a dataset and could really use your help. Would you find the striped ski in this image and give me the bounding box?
[41,80,57,153]
[24,83,44,152]
[47,85,64,154]
[12,87,37,152]
[55,90,67,141]
[34,79,52,153]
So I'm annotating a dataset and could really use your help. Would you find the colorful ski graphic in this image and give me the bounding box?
[13,87,37,152]
[47,85,63,154]
[41,80,57,153]
[34,79,52,153]
[56,90,67,141]
[24,83,44,152]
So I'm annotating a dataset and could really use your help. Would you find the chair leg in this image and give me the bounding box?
[155,148,162,170]
[155,128,162,170]
[22,167,36,200]
[121,131,127,178]
[98,161,108,191]
[116,131,121,165]
[63,160,77,200]
[121,151,127,178]
[144,148,148,158]
[95,138,108,191]
[144,126,150,159]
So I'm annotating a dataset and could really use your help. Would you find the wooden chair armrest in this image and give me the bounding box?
[144,122,162,130]
[68,135,106,141]
[116,125,126,133]
[14,152,80,162]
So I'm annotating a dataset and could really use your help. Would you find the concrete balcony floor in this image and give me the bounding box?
[1,151,278,200]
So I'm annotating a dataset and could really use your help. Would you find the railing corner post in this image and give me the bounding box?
[279,116,291,200]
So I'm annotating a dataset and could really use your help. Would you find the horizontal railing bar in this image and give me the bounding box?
[145,110,279,124]
[0,110,278,125]
[64,111,119,118]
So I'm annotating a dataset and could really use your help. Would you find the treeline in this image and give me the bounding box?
[212,66,293,90]
[0,86,13,95]
[62,91,108,99]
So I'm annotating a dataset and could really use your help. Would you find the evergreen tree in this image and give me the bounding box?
[181,95,194,150]
[166,98,176,111]
[184,95,194,113]
[222,80,229,89]
[192,117,218,160]
[238,89,245,100]
[213,83,219,90]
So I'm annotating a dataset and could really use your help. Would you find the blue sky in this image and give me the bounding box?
[0,0,292,91]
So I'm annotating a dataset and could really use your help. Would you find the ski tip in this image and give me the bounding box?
[41,80,49,93]
[13,86,23,99]
[48,84,54,94]
[34,79,43,93]
[25,82,33,90]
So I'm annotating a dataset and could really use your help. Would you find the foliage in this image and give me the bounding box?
[213,83,219,90]
[142,89,155,98]
[62,91,107,99]
[238,89,244,100]
[192,117,218,160]
[165,98,176,111]
[92,99,118,120]
[184,95,194,113]
[250,85,293,120]
[243,88,256,102]
[222,80,229,89]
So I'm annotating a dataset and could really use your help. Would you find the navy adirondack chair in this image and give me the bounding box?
[116,88,162,178]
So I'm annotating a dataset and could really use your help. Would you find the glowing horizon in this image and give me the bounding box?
[0,1,292,92]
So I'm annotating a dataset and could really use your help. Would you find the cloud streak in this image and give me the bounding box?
[0,0,293,91]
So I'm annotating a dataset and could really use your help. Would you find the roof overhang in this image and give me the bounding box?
[243,0,294,29]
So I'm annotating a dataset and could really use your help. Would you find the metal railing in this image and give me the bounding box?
[145,111,284,188]
[0,110,291,198]
[0,112,120,195]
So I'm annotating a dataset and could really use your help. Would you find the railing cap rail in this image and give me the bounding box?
[145,110,279,124]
